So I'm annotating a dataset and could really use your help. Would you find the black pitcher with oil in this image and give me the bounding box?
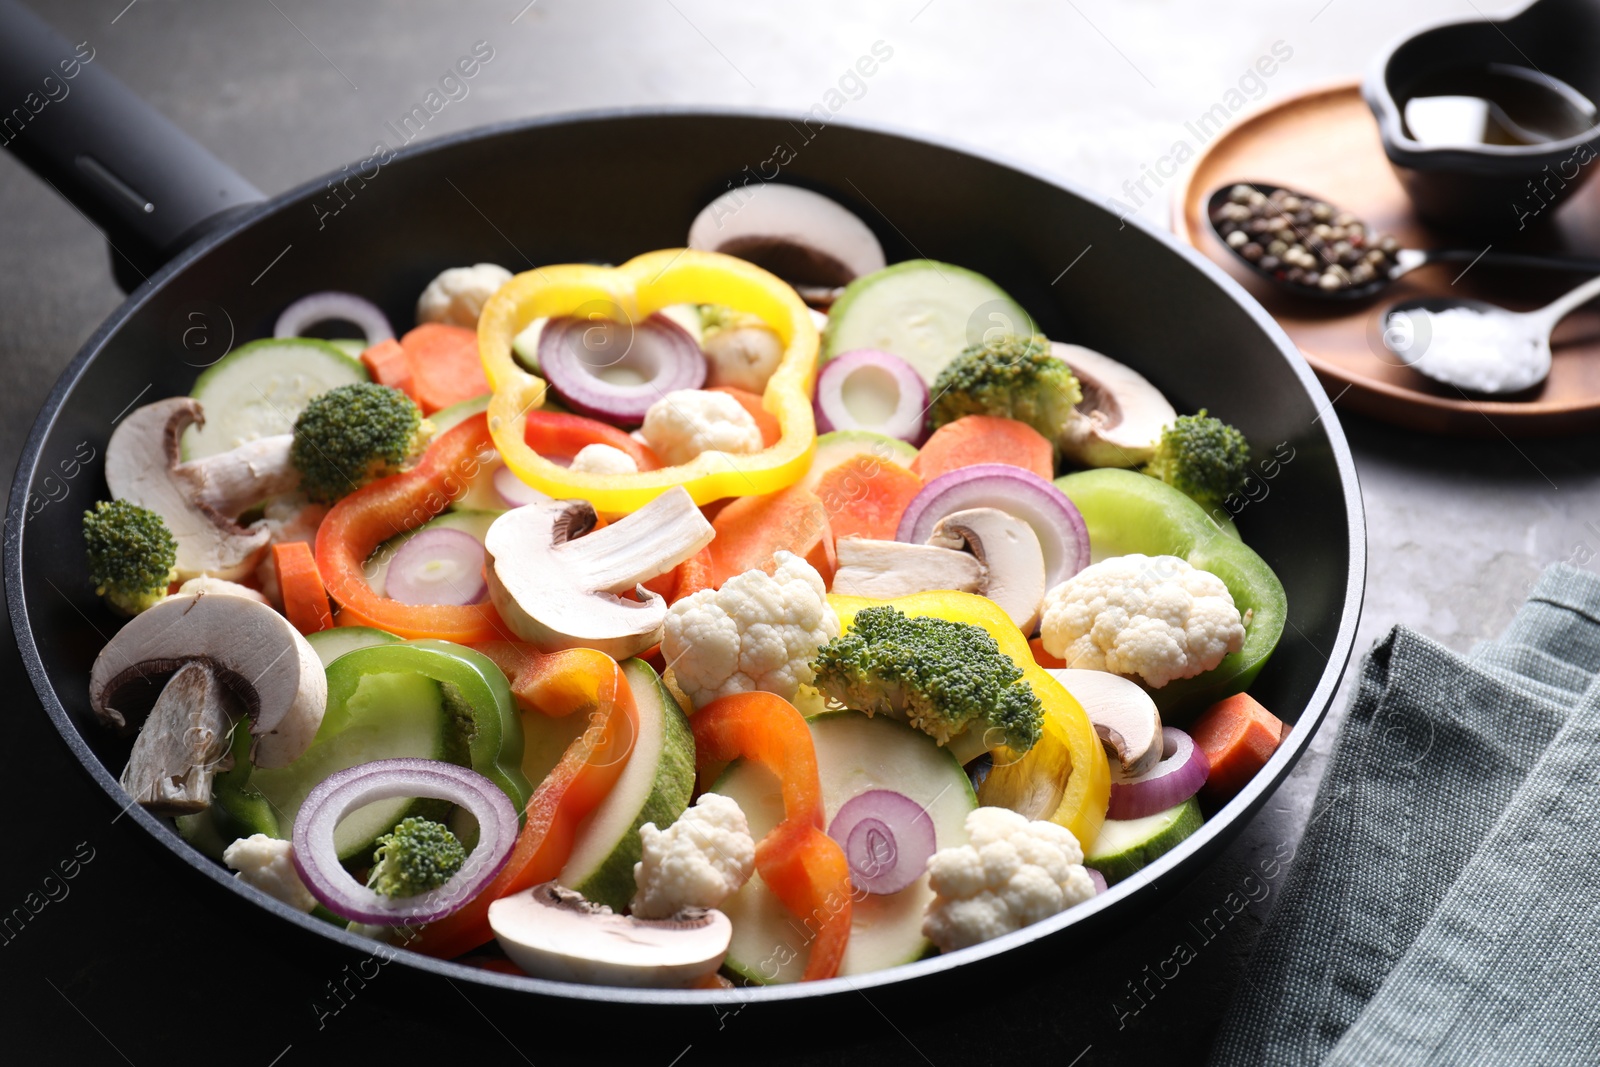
[1365,0,1600,233]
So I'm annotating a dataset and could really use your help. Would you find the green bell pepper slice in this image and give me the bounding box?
[346,639,535,815]
[1053,468,1287,719]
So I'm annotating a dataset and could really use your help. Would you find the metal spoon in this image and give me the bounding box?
[1207,182,1600,302]
[1381,272,1600,394]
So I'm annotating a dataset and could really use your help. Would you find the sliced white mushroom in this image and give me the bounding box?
[489,882,731,988]
[1050,668,1163,777]
[687,184,886,298]
[105,398,297,580]
[926,508,1048,632]
[168,575,272,606]
[832,537,986,599]
[118,661,234,816]
[484,486,714,659]
[1053,343,1177,469]
[90,591,326,776]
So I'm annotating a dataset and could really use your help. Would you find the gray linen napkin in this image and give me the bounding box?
[1209,563,1600,1066]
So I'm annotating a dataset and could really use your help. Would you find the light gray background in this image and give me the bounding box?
[4,2,1596,1064]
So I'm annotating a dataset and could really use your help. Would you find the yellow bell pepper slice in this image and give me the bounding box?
[477,249,818,514]
[828,590,1111,851]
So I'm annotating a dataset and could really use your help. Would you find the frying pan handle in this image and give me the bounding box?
[0,0,263,290]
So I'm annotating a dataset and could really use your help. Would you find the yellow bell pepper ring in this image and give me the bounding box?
[827,590,1111,851]
[477,249,819,514]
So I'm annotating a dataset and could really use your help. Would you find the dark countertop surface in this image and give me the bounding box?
[4,2,1598,1063]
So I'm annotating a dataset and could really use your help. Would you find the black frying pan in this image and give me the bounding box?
[0,0,1365,1052]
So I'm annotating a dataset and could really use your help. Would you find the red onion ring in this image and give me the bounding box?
[1086,867,1107,895]
[292,758,518,925]
[896,464,1090,590]
[1106,727,1209,821]
[493,465,553,509]
[814,349,930,445]
[826,788,937,895]
[275,291,394,348]
[385,528,487,606]
[537,312,704,426]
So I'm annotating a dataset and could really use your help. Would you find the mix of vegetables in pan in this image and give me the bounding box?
[80,182,1290,988]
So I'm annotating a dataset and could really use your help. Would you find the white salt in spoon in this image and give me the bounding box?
[1381,273,1600,394]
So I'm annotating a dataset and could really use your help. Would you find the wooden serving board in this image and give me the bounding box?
[1175,81,1600,436]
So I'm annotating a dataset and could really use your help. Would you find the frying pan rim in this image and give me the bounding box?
[4,104,1366,1005]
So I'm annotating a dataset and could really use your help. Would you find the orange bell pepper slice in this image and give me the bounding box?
[693,692,852,981]
[315,413,506,642]
[412,643,640,958]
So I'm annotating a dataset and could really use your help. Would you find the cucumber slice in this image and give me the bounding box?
[558,659,696,910]
[250,667,449,861]
[451,456,509,512]
[1085,796,1202,885]
[182,338,369,460]
[305,626,401,668]
[797,430,919,495]
[431,393,490,434]
[714,711,976,984]
[364,509,502,598]
[822,261,1035,384]
[327,338,368,359]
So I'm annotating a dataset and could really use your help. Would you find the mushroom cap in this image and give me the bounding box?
[1050,667,1163,776]
[484,487,714,659]
[687,184,886,289]
[489,882,731,988]
[104,398,271,580]
[89,591,326,768]
[926,508,1048,633]
[1053,343,1177,470]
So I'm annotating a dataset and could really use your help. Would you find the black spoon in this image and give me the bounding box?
[1207,182,1600,302]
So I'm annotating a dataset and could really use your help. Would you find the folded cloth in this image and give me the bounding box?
[1209,563,1600,1066]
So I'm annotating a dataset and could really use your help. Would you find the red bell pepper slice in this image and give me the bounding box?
[411,644,639,959]
[692,692,852,981]
[315,413,506,642]
[524,409,662,471]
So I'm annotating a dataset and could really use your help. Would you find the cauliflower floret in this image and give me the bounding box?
[568,443,639,475]
[1038,553,1245,689]
[222,834,318,913]
[629,793,757,919]
[662,551,840,709]
[922,807,1095,953]
[415,263,513,327]
[640,388,764,467]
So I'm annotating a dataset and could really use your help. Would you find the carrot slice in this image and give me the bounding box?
[911,415,1054,483]
[400,323,492,415]
[1190,692,1285,803]
[1029,636,1065,669]
[272,541,333,634]
[524,409,661,471]
[813,455,923,542]
[703,484,835,590]
[693,692,851,981]
[360,338,415,401]
[709,386,781,447]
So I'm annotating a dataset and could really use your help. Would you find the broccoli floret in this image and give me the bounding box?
[82,499,178,616]
[366,816,466,898]
[927,334,1082,444]
[811,606,1043,753]
[1142,409,1251,512]
[290,383,431,504]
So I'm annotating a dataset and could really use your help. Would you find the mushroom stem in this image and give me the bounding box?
[118,662,236,816]
[175,434,299,516]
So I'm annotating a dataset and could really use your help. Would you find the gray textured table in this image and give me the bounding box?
[4,2,1597,1064]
